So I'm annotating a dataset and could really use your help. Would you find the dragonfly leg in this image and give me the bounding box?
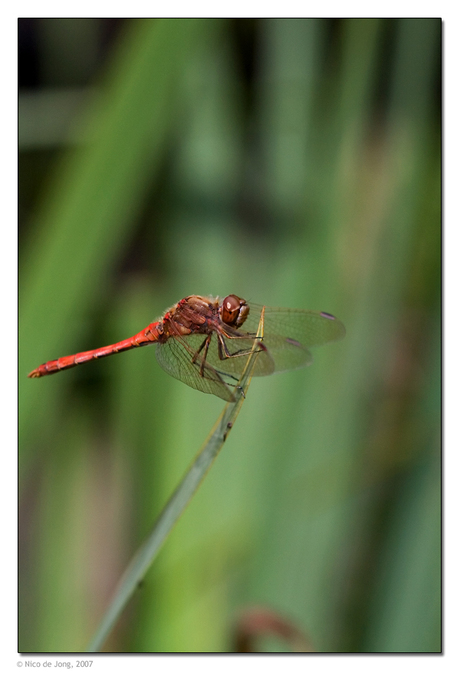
[217,334,265,361]
[190,334,218,378]
[190,335,240,385]
[198,336,212,377]
[190,335,209,367]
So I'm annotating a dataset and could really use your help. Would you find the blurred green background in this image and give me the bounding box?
[19,18,441,653]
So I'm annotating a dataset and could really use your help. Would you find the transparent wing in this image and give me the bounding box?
[155,335,239,402]
[237,304,346,375]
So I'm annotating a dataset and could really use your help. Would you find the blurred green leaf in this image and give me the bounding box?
[20,18,214,463]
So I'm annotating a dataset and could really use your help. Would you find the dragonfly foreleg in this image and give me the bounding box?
[217,334,264,361]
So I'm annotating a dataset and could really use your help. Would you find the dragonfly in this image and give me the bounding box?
[28,294,345,402]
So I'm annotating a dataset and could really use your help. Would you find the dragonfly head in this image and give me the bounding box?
[221,295,249,329]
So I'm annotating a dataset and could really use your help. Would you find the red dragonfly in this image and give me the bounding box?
[28,294,345,402]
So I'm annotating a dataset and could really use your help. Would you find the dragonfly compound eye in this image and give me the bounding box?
[221,294,248,328]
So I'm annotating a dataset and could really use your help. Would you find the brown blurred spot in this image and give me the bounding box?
[233,606,314,653]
